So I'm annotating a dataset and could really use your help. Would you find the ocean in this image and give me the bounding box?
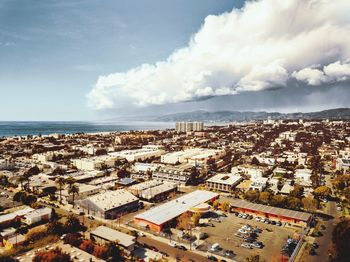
[0,121,175,137]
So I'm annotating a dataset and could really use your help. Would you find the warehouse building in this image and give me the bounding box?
[134,190,218,232]
[109,145,165,162]
[76,190,139,219]
[229,199,312,227]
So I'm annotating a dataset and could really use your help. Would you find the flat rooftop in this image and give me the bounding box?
[135,190,218,225]
[83,189,138,211]
[90,226,135,248]
[206,173,242,185]
[229,199,311,222]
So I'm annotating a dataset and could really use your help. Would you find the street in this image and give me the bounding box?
[137,236,212,262]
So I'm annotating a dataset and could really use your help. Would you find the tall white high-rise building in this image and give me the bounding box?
[175,122,204,132]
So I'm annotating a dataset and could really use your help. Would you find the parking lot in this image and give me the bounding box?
[198,212,303,262]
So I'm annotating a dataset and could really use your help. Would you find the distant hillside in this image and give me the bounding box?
[151,108,350,122]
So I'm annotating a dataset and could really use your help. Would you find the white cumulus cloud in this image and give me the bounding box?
[293,61,350,85]
[87,0,350,109]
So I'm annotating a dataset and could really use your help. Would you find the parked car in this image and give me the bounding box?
[241,243,252,249]
[242,225,252,230]
[238,228,247,234]
[251,241,263,248]
[207,255,218,261]
[252,228,262,234]
[177,245,187,251]
[312,243,319,249]
[244,237,255,243]
[255,217,261,221]
[210,243,220,252]
[224,250,234,257]
[270,220,276,225]
[276,221,282,226]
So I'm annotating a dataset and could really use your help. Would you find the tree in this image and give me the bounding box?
[64,233,82,247]
[65,176,76,188]
[212,200,220,209]
[331,219,350,262]
[220,201,230,212]
[271,194,286,208]
[286,197,302,210]
[244,190,260,202]
[177,212,192,230]
[258,191,271,205]
[13,191,26,202]
[68,184,79,208]
[93,245,109,259]
[302,197,318,212]
[191,212,201,227]
[42,186,57,197]
[79,239,95,254]
[105,242,124,262]
[47,220,64,235]
[56,176,66,203]
[314,186,332,199]
[290,184,304,198]
[26,227,47,242]
[65,214,82,233]
[33,247,72,262]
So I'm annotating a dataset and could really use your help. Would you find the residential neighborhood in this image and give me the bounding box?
[0,119,349,261]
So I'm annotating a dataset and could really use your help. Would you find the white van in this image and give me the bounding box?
[210,243,220,252]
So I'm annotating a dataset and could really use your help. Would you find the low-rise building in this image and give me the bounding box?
[294,169,312,184]
[134,190,218,232]
[90,226,136,251]
[128,180,177,202]
[109,146,165,162]
[161,148,224,166]
[71,155,120,171]
[206,173,243,192]
[152,166,191,185]
[24,207,52,225]
[57,183,100,204]
[229,199,312,227]
[250,177,269,191]
[77,190,139,219]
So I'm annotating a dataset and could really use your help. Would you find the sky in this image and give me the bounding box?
[1,0,350,121]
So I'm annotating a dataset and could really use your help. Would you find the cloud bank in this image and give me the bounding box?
[87,0,350,110]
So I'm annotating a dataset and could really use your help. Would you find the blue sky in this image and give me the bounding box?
[0,0,243,120]
[1,0,350,121]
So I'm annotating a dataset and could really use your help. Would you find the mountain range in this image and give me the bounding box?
[148,108,350,122]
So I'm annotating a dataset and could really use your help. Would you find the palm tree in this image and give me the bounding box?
[55,177,66,204]
[65,176,76,189]
[68,184,79,208]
